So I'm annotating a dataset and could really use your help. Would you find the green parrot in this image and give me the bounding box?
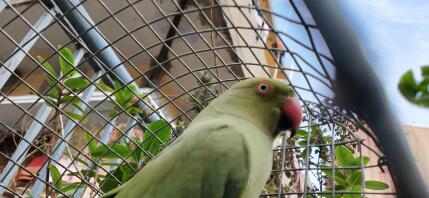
[102,77,302,198]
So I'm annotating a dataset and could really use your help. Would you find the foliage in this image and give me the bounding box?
[37,46,90,197]
[97,81,145,118]
[38,46,88,121]
[175,71,219,135]
[38,46,173,196]
[293,126,332,164]
[188,71,219,113]
[320,146,389,197]
[398,65,429,107]
[49,119,172,194]
[264,113,388,196]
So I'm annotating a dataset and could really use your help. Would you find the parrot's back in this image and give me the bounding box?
[102,115,273,198]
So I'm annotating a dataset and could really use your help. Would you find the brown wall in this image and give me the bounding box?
[403,125,429,187]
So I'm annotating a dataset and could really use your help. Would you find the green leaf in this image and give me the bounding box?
[323,136,333,143]
[60,182,83,196]
[37,56,57,78]
[296,129,307,137]
[343,185,363,198]
[133,138,143,162]
[96,82,115,93]
[310,125,319,136]
[61,95,76,104]
[45,86,60,99]
[119,163,137,182]
[60,96,86,113]
[67,169,96,178]
[64,78,88,90]
[343,195,361,198]
[352,156,370,166]
[335,146,355,167]
[128,84,138,92]
[58,46,76,76]
[299,148,308,159]
[298,140,307,147]
[418,78,429,93]
[398,70,418,99]
[65,111,83,121]
[70,102,85,113]
[421,65,429,78]
[109,108,121,118]
[320,165,334,177]
[335,175,348,187]
[84,132,97,155]
[335,185,346,190]
[99,168,122,193]
[113,81,125,105]
[101,162,121,167]
[142,120,172,157]
[321,165,347,186]
[113,80,122,90]
[398,67,429,107]
[349,170,362,186]
[49,165,63,190]
[91,144,133,159]
[61,96,85,112]
[365,180,389,190]
[348,185,362,191]
[362,156,370,166]
[127,106,142,115]
[120,89,133,107]
[415,95,429,107]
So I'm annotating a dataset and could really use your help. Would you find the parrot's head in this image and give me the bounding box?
[203,77,303,137]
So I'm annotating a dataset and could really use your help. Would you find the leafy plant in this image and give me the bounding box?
[398,65,429,107]
[94,120,172,192]
[39,47,173,196]
[188,71,219,113]
[97,81,145,117]
[84,119,171,193]
[37,46,90,197]
[174,71,219,136]
[48,119,172,195]
[321,146,389,197]
[293,126,332,163]
[38,46,88,121]
[49,165,84,196]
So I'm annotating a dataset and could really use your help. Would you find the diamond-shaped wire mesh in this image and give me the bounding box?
[0,0,396,197]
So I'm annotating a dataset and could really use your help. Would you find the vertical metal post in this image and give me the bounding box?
[304,1,429,197]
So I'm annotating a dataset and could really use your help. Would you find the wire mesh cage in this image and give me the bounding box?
[0,0,425,197]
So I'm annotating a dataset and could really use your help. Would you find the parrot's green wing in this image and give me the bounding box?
[101,118,252,198]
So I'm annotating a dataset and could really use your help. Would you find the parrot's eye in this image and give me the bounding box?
[256,82,273,95]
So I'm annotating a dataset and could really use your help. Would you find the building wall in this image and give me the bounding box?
[357,130,396,197]
[357,125,429,197]
[402,125,429,187]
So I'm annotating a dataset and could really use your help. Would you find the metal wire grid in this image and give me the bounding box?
[0,0,396,197]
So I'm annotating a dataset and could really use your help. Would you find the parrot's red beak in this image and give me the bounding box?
[281,97,302,137]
